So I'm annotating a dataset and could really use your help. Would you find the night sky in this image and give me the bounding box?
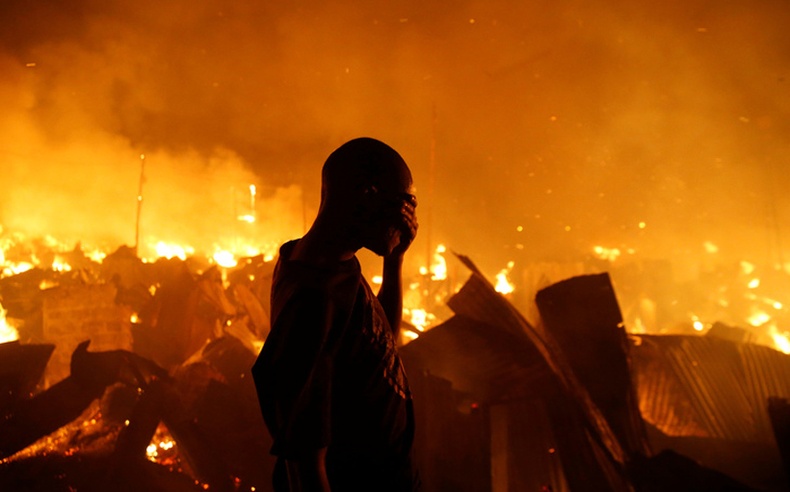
[1,0,789,278]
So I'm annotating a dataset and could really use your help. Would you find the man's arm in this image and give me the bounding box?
[285,448,331,492]
[378,253,405,336]
[253,288,335,490]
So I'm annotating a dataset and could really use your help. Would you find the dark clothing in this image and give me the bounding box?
[252,240,418,491]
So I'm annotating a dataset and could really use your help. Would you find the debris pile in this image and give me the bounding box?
[402,256,790,491]
[1,246,276,491]
[1,246,789,491]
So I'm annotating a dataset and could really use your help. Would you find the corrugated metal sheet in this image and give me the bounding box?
[633,334,790,444]
[631,336,709,438]
[442,255,629,467]
[400,314,548,402]
[448,255,589,394]
[536,273,651,457]
[740,343,790,440]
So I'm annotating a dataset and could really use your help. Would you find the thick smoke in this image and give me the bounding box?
[0,0,789,276]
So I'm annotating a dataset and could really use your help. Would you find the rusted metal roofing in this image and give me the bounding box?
[633,334,790,444]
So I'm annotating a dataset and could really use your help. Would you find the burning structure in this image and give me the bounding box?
[2,239,790,491]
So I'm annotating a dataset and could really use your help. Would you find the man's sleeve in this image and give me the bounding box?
[252,287,336,459]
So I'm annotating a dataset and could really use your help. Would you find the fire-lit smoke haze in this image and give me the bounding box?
[0,82,306,256]
[1,0,789,276]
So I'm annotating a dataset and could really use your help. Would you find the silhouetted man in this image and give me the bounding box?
[252,138,420,491]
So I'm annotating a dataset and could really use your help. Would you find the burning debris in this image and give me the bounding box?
[402,256,790,491]
[1,229,790,491]
[0,239,276,491]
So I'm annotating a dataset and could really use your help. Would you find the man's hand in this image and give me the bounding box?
[387,195,418,260]
[379,194,416,336]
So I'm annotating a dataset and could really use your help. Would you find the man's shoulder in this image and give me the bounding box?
[274,259,359,293]
[274,243,360,291]
[272,259,362,316]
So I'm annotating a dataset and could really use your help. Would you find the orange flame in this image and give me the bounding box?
[0,302,19,343]
[770,327,790,355]
[494,261,515,295]
[430,244,447,281]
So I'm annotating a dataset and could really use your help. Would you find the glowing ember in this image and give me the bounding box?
[146,443,159,459]
[703,241,719,254]
[146,424,179,466]
[39,279,58,290]
[409,308,428,332]
[740,261,755,275]
[213,250,238,268]
[0,301,19,343]
[152,241,194,261]
[402,330,419,341]
[86,248,107,263]
[2,260,33,277]
[747,309,771,328]
[690,315,705,332]
[593,245,621,262]
[51,257,72,272]
[494,261,516,295]
[770,327,790,355]
[430,244,447,281]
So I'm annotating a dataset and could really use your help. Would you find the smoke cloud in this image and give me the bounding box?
[1,0,789,276]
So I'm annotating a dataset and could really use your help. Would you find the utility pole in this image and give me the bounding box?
[134,154,145,257]
[426,104,437,269]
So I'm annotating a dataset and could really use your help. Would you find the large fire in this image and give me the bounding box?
[589,243,790,354]
[5,221,790,357]
[7,216,790,487]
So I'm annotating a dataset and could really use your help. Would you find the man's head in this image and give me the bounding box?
[319,137,415,256]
